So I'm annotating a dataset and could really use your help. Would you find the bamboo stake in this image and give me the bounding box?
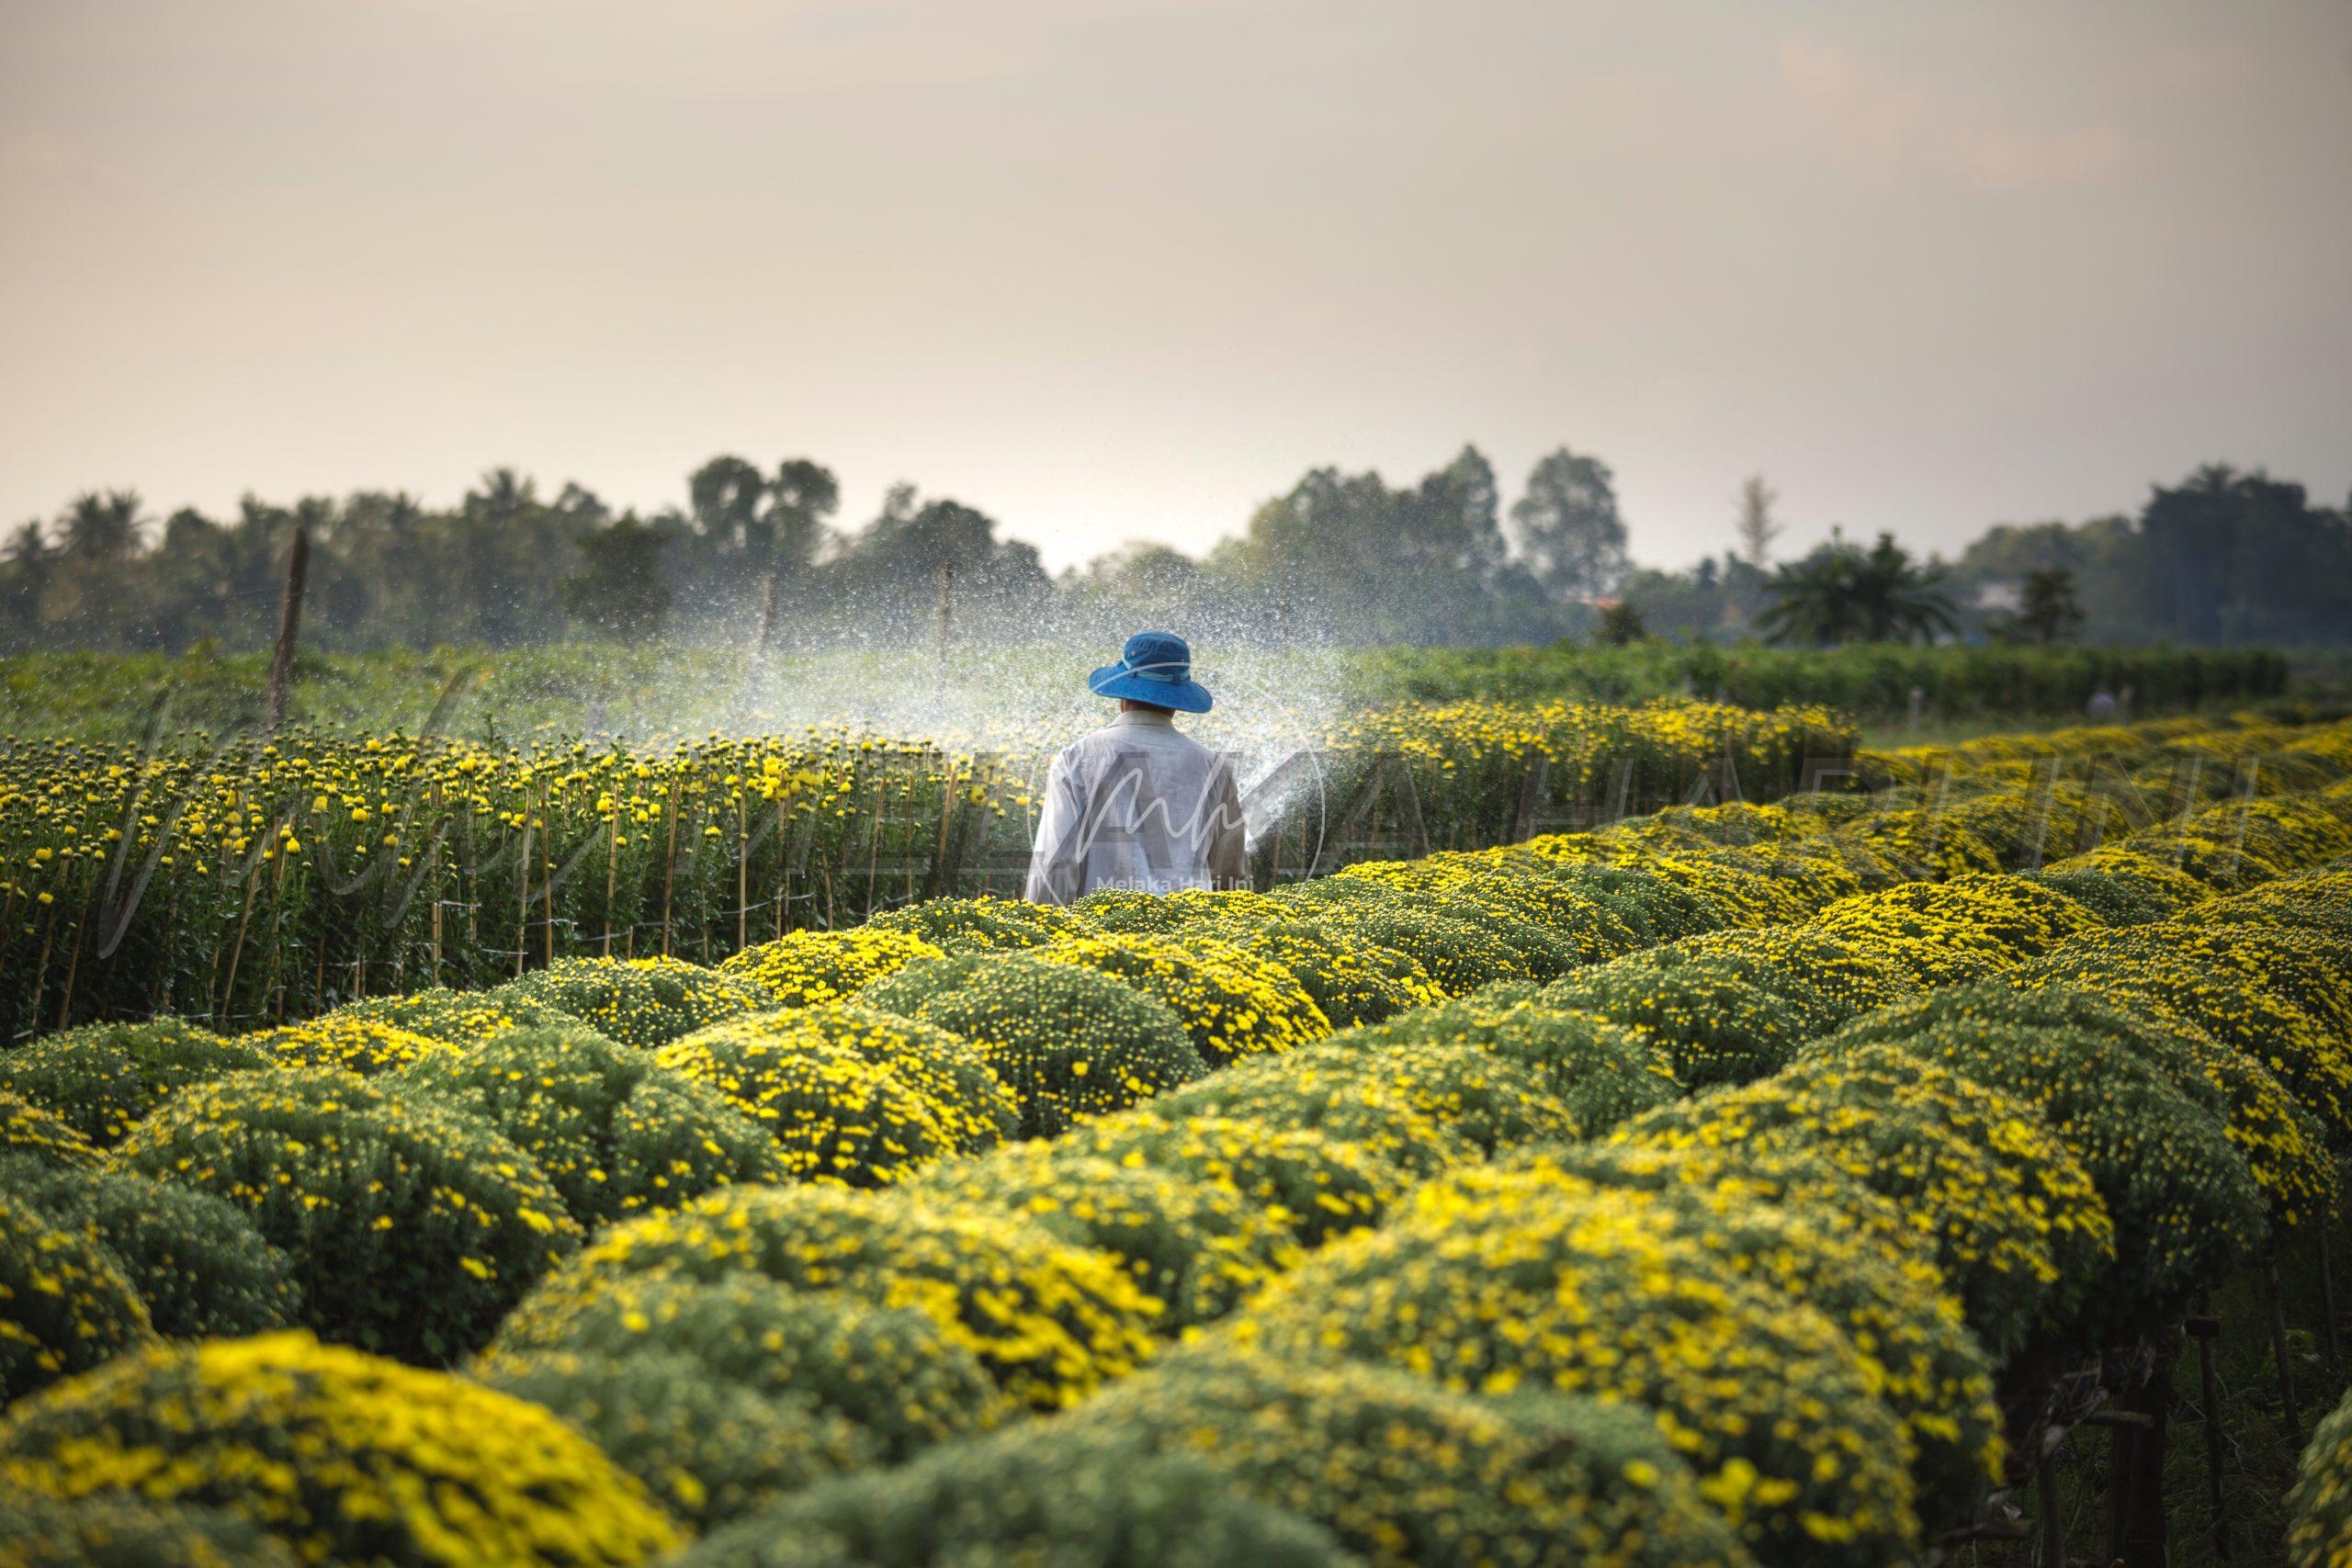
[2270,1261,2302,1431]
[2195,1299,2230,1559]
[264,527,309,731]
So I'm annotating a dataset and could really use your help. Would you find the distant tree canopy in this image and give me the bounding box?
[1,453,2343,653]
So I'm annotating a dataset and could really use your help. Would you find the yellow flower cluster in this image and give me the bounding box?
[238,1014,456,1077]
[493,955,771,1049]
[660,1002,1018,1162]
[718,926,944,1007]
[0,1331,680,1567]
[1031,931,1331,1066]
[540,1183,1163,1410]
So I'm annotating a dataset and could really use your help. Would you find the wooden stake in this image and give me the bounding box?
[2196,1298,2230,1560]
[264,527,310,731]
[2270,1261,2302,1432]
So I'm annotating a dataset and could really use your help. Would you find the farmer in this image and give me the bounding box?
[1023,630,1249,905]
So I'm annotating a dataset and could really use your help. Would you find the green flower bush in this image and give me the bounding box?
[0,1019,264,1146]
[474,1350,870,1531]
[0,1159,299,1338]
[1140,1058,1468,1176]
[1811,1021,2264,1330]
[492,955,771,1049]
[1833,980,2334,1231]
[1328,994,1679,1136]
[1054,1110,1410,1247]
[1437,1156,2001,1529]
[1683,926,1914,1027]
[1623,1044,2115,1358]
[913,1147,1296,1328]
[718,926,945,1007]
[2027,931,2352,1142]
[1032,931,1330,1066]
[2290,1380,2352,1567]
[660,1006,1008,1175]
[1234,1177,1918,1568]
[677,1424,1352,1568]
[486,1269,1006,1461]
[397,1024,787,1223]
[2022,853,2203,927]
[0,1492,300,1568]
[1542,949,1811,1089]
[860,953,1204,1137]
[1066,1344,1752,1568]
[1548,863,1733,945]
[1155,1041,1565,1163]
[0,1332,679,1568]
[0,1190,152,1405]
[0,1092,98,1170]
[1273,883,1541,995]
[1233,919,1446,1027]
[1334,859,1640,973]
[865,895,1081,953]
[550,1183,1161,1409]
[113,1068,582,1361]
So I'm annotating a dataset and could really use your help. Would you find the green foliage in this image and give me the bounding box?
[112,1068,582,1361]
[1542,948,1813,1089]
[865,896,1080,953]
[1821,1021,2264,1331]
[0,1492,302,1568]
[913,1148,1296,1329]
[486,1270,1006,1462]
[1067,1345,1751,1568]
[0,1020,263,1147]
[397,1023,787,1224]
[679,1424,1354,1568]
[0,1190,153,1405]
[860,953,1204,1138]
[491,956,771,1050]
[1236,1173,1919,1568]
[1155,1040,1563,1165]
[473,1350,867,1530]
[0,1157,299,1338]
[1234,919,1445,1028]
[548,1183,1161,1410]
[1053,1110,1410,1248]
[1330,994,1680,1134]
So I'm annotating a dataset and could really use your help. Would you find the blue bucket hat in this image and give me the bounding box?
[1089,629,1213,714]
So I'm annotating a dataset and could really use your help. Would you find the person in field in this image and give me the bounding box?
[1023,630,1249,905]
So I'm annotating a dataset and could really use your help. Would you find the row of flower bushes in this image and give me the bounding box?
[0,695,1859,1042]
[1,708,2347,1565]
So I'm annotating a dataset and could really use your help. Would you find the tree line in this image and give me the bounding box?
[3,448,2345,652]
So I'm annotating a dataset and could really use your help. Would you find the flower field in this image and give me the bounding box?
[4,703,2351,1565]
[0,697,1854,1042]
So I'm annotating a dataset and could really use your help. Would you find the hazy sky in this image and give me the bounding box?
[5,0,2348,572]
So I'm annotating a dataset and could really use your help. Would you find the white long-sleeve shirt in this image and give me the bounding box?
[1022,708,1249,906]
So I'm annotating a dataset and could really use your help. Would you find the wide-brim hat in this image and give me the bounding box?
[1089,629,1213,714]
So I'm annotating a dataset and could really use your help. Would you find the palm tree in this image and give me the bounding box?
[1758,528,1957,646]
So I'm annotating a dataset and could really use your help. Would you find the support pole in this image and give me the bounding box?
[2270,1260,2303,1433]
[2193,1303,2230,1560]
[265,526,310,731]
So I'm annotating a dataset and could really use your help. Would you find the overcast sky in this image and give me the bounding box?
[4,0,2347,572]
